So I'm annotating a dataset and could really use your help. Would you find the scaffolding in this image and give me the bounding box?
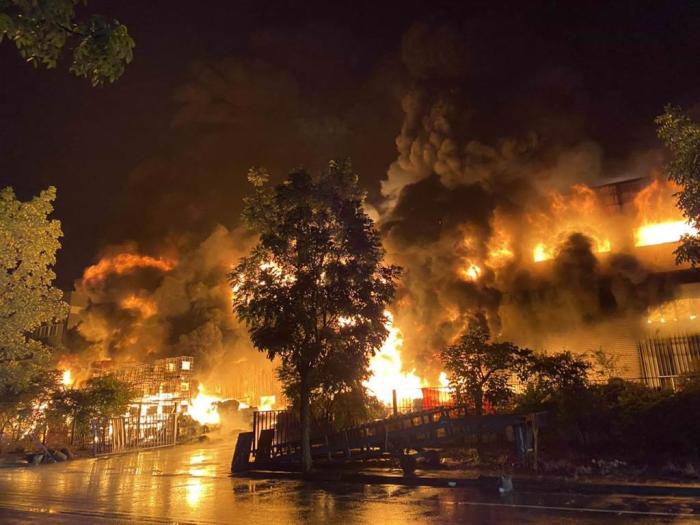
[89,356,196,455]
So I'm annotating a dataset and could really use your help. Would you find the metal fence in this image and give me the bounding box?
[92,413,178,455]
[385,387,455,415]
[252,410,299,454]
[638,334,700,389]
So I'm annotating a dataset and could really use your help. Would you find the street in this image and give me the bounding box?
[0,436,698,524]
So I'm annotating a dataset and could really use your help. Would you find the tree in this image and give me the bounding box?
[0,186,68,398]
[231,160,400,473]
[517,350,591,411]
[0,369,59,443]
[656,106,700,266]
[441,313,529,417]
[0,0,134,86]
[50,375,136,438]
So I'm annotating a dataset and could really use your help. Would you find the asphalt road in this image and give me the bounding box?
[0,436,698,524]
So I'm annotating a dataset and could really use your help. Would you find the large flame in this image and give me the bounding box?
[364,311,425,405]
[187,385,223,426]
[529,184,612,262]
[462,263,482,281]
[120,294,158,318]
[633,178,698,247]
[61,369,74,387]
[82,253,175,285]
[258,395,276,411]
[635,220,698,247]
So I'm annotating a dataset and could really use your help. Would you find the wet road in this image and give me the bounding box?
[0,437,698,524]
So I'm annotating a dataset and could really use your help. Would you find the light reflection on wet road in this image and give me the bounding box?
[0,436,698,524]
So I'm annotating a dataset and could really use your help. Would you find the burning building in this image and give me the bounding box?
[90,355,196,417]
[374,172,700,396]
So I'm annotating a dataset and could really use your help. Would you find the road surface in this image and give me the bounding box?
[0,436,698,524]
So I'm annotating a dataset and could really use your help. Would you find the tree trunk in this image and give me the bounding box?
[300,366,313,475]
[474,388,484,451]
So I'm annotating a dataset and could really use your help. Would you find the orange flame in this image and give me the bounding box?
[83,253,175,285]
[529,184,611,262]
[634,179,697,247]
[61,369,74,387]
[120,294,158,318]
[364,311,425,405]
[187,386,223,426]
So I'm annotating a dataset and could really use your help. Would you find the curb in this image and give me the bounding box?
[236,469,700,497]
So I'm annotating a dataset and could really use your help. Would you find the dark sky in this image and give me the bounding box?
[1,0,699,288]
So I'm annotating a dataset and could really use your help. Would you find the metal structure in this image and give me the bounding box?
[88,356,194,455]
[93,356,195,403]
[243,405,545,470]
[638,334,700,389]
[92,410,179,455]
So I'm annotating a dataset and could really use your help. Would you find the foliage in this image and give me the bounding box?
[0,369,59,443]
[282,379,385,433]
[231,160,400,471]
[656,106,700,266]
[590,347,625,379]
[49,374,136,434]
[0,0,133,86]
[518,350,591,410]
[440,313,531,416]
[515,374,700,461]
[0,186,68,396]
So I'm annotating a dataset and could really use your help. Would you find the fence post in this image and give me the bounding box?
[392,389,398,416]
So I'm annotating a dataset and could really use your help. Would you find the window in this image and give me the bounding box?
[181,360,191,371]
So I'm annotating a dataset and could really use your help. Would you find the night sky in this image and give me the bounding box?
[1,0,699,289]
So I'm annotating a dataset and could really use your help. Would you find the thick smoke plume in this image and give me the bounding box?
[377,23,679,376]
[67,226,275,395]
[61,16,689,390]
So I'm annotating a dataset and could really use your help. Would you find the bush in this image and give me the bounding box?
[49,374,136,437]
[515,376,700,463]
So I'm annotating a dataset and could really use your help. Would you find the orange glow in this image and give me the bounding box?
[61,369,74,387]
[187,386,223,426]
[120,294,158,318]
[258,395,276,411]
[486,213,515,268]
[364,311,425,405]
[533,237,611,262]
[463,263,482,281]
[633,178,697,247]
[635,220,698,247]
[528,184,611,263]
[533,243,552,263]
[83,253,174,285]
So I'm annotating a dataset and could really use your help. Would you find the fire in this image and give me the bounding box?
[83,253,175,285]
[528,184,611,262]
[364,311,424,405]
[633,178,698,247]
[486,213,515,268]
[187,386,223,426]
[438,371,450,387]
[258,395,276,411]
[533,238,611,262]
[120,294,158,318]
[463,263,481,281]
[61,369,74,387]
[533,243,552,263]
[635,220,698,247]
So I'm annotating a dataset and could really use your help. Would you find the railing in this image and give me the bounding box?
[92,413,178,455]
[252,410,298,454]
